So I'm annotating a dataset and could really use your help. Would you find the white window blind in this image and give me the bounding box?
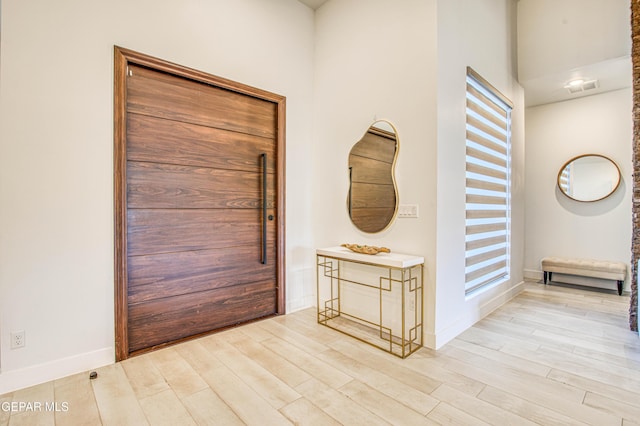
[465,68,513,294]
[559,163,571,194]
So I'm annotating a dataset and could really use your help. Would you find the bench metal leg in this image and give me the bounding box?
[543,271,548,284]
[618,280,623,296]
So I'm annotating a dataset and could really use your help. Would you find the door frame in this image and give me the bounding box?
[113,46,286,361]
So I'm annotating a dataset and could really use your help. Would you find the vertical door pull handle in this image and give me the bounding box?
[261,153,267,264]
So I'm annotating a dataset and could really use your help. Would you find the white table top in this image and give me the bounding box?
[316,246,424,269]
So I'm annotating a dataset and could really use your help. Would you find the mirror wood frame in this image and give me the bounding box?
[557,153,621,202]
[347,119,400,233]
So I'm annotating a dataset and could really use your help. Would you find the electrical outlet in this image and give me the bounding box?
[10,331,25,349]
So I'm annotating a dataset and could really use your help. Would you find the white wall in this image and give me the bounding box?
[524,89,632,289]
[313,0,524,350]
[0,0,315,393]
[0,0,536,393]
[518,0,630,81]
[312,0,439,339]
[516,0,631,108]
[434,0,525,348]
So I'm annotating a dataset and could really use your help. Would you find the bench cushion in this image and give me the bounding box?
[541,256,626,281]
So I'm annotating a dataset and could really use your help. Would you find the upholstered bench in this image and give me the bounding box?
[541,257,626,295]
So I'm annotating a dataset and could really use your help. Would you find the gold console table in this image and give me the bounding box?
[316,246,424,358]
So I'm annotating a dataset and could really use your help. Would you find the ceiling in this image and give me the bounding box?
[517,0,631,106]
[519,56,631,107]
[297,0,328,10]
[297,0,631,107]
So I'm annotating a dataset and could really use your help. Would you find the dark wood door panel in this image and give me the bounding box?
[127,113,276,173]
[127,161,276,209]
[127,209,276,256]
[349,207,395,232]
[350,132,395,163]
[115,47,285,360]
[349,155,395,184]
[350,182,396,208]
[127,208,276,256]
[127,65,276,138]
[128,245,276,304]
[127,279,277,352]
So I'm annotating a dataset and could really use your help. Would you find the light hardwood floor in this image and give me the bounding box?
[2,281,640,425]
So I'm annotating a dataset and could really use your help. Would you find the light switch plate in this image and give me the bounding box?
[398,204,419,218]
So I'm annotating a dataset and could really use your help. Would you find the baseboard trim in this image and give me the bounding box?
[0,347,114,395]
[524,268,543,281]
[287,295,315,314]
[427,280,525,350]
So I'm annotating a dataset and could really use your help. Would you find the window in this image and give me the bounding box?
[559,162,571,194]
[465,67,513,294]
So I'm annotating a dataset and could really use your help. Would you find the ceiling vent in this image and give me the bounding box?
[565,79,599,94]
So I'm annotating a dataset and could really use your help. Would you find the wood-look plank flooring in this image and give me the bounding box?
[2,281,639,425]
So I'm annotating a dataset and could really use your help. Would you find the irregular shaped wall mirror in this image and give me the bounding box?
[347,120,399,233]
[557,154,621,202]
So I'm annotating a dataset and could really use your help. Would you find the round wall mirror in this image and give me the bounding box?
[557,154,621,202]
[347,120,399,233]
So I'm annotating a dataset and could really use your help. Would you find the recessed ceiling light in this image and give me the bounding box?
[565,79,585,88]
[564,79,599,94]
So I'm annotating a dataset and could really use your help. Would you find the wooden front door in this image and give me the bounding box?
[114,47,285,360]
